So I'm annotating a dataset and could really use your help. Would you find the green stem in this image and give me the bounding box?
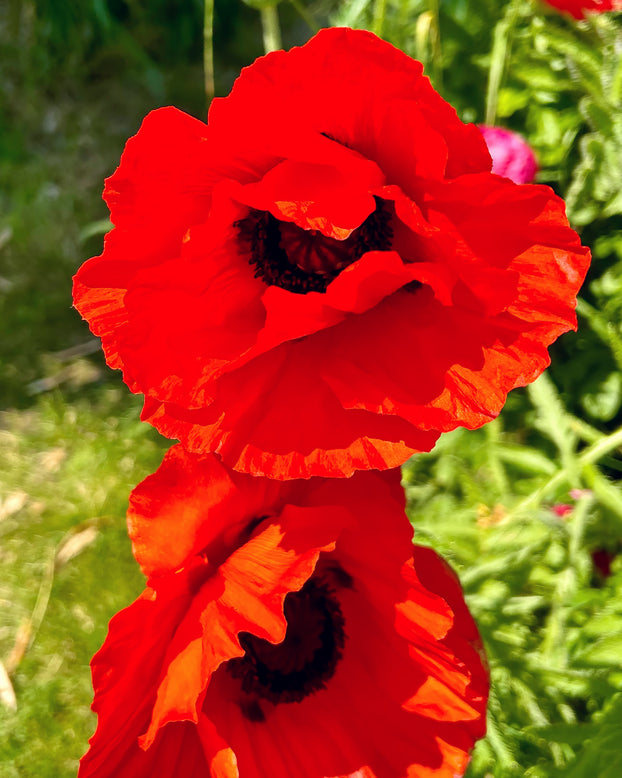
[528,372,580,487]
[580,425,622,465]
[508,425,622,518]
[485,417,510,499]
[261,6,282,54]
[542,495,592,662]
[485,705,516,769]
[610,53,622,106]
[415,12,434,69]
[373,0,387,38]
[204,0,215,108]
[577,298,622,371]
[485,0,521,125]
[288,0,319,32]
[428,0,443,91]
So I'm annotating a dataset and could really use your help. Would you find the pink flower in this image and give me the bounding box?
[552,503,573,518]
[478,126,538,185]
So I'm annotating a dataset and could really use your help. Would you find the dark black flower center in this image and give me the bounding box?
[227,575,347,708]
[237,198,393,294]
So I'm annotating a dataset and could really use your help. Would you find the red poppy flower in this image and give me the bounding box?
[79,446,488,777]
[73,27,590,479]
[541,0,621,18]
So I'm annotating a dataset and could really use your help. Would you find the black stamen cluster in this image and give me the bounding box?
[227,577,347,709]
[237,198,393,295]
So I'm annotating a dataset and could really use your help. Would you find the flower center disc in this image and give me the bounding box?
[227,577,346,705]
[238,198,393,294]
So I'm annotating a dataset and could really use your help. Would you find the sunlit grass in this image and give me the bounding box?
[0,390,165,776]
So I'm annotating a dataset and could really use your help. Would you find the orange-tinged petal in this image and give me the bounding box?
[141,504,345,745]
[74,31,588,481]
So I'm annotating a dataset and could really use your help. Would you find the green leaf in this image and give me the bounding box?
[497,445,557,476]
[562,694,622,777]
[581,372,622,421]
[575,634,622,667]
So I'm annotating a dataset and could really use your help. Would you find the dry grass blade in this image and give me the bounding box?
[5,523,99,677]
[0,659,17,711]
[55,525,99,569]
[0,491,28,521]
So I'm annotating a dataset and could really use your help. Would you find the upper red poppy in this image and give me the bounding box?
[73,27,590,479]
[541,0,621,17]
[79,446,488,778]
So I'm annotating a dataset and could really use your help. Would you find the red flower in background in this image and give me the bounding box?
[73,27,590,479]
[79,446,488,778]
[541,0,622,18]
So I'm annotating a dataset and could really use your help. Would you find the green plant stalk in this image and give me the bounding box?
[568,414,602,444]
[508,425,622,518]
[6,546,56,675]
[485,702,517,768]
[485,0,522,125]
[528,373,580,487]
[204,0,215,108]
[577,298,622,371]
[428,0,443,92]
[261,6,282,54]
[511,678,568,766]
[610,53,622,106]
[584,464,622,522]
[541,495,593,662]
[415,11,434,70]
[485,417,510,499]
[373,0,387,38]
[288,0,319,31]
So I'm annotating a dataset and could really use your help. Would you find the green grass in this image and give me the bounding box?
[0,390,166,776]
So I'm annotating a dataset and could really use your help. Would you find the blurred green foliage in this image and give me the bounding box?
[1,1,622,777]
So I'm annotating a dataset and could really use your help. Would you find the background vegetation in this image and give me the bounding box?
[1,1,621,776]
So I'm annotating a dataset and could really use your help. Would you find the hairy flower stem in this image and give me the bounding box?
[204,0,215,107]
[508,425,622,518]
[542,494,593,662]
[485,417,510,500]
[261,6,282,53]
[577,297,622,371]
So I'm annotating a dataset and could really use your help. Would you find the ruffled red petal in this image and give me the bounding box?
[200,476,487,778]
[541,0,622,17]
[207,28,490,188]
[78,579,210,777]
[81,461,487,778]
[139,341,439,479]
[73,28,590,479]
[127,445,285,578]
[81,487,346,776]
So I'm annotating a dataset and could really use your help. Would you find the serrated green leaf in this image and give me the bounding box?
[575,634,622,666]
[561,694,622,777]
[527,721,599,746]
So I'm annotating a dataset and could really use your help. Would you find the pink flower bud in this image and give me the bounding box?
[478,125,538,185]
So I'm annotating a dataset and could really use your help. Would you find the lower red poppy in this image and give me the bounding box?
[79,449,488,777]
